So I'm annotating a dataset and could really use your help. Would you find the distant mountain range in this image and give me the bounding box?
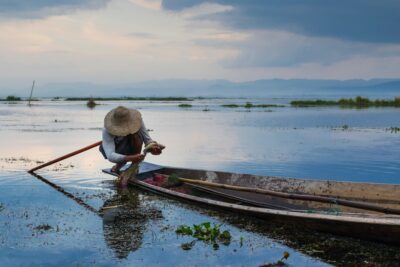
[2,79,400,98]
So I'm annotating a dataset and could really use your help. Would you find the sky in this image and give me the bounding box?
[1,0,400,89]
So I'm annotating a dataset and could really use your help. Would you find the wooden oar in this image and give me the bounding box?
[155,173,400,215]
[28,141,102,173]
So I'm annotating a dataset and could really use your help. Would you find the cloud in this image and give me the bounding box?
[177,2,233,19]
[127,32,157,39]
[0,0,110,19]
[128,0,161,10]
[162,0,400,44]
[219,30,400,68]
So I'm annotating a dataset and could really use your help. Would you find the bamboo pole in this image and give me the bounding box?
[30,172,99,214]
[28,80,35,106]
[156,173,400,215]
[28,141,102,173]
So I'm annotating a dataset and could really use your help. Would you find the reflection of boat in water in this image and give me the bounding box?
[101,188,162,259]
[104,162,400,245]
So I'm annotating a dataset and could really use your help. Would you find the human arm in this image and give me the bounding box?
[102,129,127,163]
[138,119,165,155]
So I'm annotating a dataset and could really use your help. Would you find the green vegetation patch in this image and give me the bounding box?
[178,103,192,108]
[0,203,4,212]
[221,102,284,108]
[176,222,231,250]
[291,96,400,108]
[65,97,192,101]
[388,127,400,133]
[221,104,240,108]
[0,95,22,101]
[291,99,337,107]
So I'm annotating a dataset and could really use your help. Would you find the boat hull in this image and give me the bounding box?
[103,162,400,245]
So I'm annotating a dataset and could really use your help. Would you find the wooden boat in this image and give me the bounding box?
[103,162,400,245]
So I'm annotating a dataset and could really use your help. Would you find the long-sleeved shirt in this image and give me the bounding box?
[101,119,154,163]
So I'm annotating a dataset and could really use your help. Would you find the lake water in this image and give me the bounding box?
[0,98,399,266]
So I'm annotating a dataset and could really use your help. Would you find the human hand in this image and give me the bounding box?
[150,144,165,155]
[126,154,145,163]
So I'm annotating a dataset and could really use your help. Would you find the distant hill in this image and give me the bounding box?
[1,79,399,98]
[365,80,400,90]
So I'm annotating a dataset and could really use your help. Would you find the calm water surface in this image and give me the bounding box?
[0,99,399,266]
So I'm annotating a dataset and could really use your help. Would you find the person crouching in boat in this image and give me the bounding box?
[100,106,164,186]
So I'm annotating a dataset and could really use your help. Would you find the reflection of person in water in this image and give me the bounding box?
[101,188,162,259]
[102,188,144,259]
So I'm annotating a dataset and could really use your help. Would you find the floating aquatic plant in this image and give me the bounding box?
[388,127,400,133]
[221,103,283,108]
[221,104,240,108]
[176,222,232,250]
[178,103,192,108]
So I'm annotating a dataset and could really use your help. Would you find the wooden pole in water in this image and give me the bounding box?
[156,174,400,215]
[28,141,102,173]
[28,80,35,106]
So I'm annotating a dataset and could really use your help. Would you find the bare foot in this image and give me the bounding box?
[111,162,126,174]
[118,172,129,188]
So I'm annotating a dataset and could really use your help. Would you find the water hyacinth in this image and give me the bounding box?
[176,222,232,250]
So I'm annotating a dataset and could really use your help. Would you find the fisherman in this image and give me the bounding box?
[100,106,164,184]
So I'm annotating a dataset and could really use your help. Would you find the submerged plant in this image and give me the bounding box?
[181,240,196,250]
[259,251,290,267]
[33,224,52,231]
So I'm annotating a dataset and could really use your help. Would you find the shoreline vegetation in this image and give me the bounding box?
[1,96,400,110]
[65,97,193,101]
[0,95,22,101]
[291,96,400,108]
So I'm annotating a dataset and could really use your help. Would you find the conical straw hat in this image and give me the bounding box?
[104,106,142,136]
